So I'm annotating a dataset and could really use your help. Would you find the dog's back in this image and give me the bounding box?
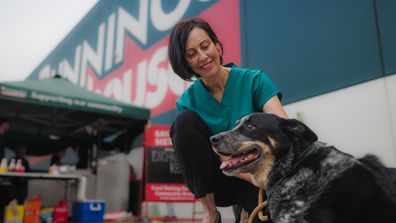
[359,154,396,203]
[305,153,396,223]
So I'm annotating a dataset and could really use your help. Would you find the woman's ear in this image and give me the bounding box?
[215,42,221,53]
[279,119,318,143]
[215,42,223,64]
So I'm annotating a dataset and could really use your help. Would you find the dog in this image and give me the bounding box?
[210,113,396,223]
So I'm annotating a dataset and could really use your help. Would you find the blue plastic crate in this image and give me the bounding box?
[72,200,106,222]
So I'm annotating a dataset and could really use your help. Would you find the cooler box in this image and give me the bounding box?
[72,200,106,222]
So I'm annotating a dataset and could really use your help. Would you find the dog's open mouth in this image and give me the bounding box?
[218,147,261,170]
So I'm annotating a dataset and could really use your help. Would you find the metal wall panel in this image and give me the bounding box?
[240,0,383,104]
[376,0,396,75]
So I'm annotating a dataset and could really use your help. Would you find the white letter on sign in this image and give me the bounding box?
[145,47,168,109]
[151,0,191,31]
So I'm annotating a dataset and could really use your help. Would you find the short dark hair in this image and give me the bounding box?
[168,18,223,81]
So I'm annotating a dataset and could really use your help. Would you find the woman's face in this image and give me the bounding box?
[185,27,222,79]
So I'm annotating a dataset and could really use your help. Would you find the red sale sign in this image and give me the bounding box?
[144,125,195,202]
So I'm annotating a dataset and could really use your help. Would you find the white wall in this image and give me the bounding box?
[284,74,396,167]
[385,73,396,159]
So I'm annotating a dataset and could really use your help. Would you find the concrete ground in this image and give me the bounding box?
[140,202,236,222]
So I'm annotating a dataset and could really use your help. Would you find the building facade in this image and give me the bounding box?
[28,0,396,166]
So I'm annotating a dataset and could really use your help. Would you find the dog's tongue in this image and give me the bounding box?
[220,156,244,170]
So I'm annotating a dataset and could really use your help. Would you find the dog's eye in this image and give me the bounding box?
[247,124,255,130]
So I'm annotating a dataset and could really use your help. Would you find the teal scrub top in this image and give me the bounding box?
[176,63,281,135]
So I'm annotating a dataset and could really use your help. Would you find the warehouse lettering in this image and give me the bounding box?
[39,1,192,81]
[34,0,217,113]
[37,0,191,87]
[39,33,189,111]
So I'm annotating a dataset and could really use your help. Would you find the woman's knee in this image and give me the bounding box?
[170,110,212,160]
[170,110,207,138]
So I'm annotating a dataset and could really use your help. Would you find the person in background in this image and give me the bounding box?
[76,146,90,169]
[168,18,287,223]
[127,147,144,217]
[9,145,30,204]
[0,118,11,221]
[10,145,30,172]
[0,118,10,159]
[0,119,10,135]
[50,149,65,166]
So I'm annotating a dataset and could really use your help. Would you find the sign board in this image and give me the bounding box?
[144,125,195,202]
[27,0,241,120]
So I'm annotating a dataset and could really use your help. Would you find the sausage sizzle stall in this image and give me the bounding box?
[0,75,150,222]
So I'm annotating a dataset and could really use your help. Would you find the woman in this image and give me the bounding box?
[168,18,287,223]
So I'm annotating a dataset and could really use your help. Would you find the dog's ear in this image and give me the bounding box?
[279,119,318,143]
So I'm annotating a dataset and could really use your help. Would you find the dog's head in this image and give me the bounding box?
[210,113,318,188]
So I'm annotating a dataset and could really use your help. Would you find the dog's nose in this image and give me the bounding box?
[210,134,221,145]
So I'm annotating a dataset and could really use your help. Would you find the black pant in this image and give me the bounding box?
[170,110,260,215]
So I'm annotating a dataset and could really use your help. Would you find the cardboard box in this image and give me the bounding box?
[72,200,106,222]
[23,197,41,223]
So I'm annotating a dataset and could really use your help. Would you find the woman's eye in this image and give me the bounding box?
[187,52,196,58]
[201,41,210,49]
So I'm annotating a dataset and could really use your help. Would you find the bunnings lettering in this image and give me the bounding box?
[29,0,242,117]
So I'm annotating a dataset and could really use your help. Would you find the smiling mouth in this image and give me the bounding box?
[218,147,261,170]
[200,60,212,69]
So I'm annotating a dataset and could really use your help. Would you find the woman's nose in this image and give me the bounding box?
[197,50,208,61]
